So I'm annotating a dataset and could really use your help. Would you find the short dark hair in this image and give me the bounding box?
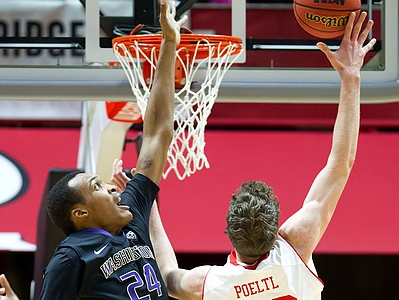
[225,181,280,258]
[47,170,85,236]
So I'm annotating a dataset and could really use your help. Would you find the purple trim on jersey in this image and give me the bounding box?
[78,228,121,238]
[278,233,324,286]
[228,250,269,270]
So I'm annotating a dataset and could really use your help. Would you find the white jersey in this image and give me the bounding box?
[202,235,323,300]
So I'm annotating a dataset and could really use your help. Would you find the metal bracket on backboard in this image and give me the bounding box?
[231,0,246,63]
[85,0,246,64]
[85,0,116,63]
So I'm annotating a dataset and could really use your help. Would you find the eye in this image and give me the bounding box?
[94,183,101,191]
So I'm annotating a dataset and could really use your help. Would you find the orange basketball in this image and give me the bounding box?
[293,0,361,39]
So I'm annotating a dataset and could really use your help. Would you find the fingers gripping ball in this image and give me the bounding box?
[293,0,361,39]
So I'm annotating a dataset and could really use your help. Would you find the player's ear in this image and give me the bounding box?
[70,206,89,231]
[71,207,88,219]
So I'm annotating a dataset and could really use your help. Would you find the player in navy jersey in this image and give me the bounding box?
[0,0,186,299]
[40,2,186,299]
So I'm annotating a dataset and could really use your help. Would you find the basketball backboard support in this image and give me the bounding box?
[84,0,397,85]
[77,101,132,181]
[0,0,398,103]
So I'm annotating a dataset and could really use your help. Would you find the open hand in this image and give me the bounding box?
[317,11,376,76]
[111,159,135,192]
[159,0,188,45]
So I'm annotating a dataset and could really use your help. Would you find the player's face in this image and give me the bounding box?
[69,173,132,235]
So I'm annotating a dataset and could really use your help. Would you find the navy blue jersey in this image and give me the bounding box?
[40,174,168,300]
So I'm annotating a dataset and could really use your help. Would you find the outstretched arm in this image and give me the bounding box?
[0,274,19,300]
[279,12,376,263]
[150,202,210,300]
[135,0,187,185]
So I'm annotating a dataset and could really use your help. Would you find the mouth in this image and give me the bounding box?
[116,195,129,210]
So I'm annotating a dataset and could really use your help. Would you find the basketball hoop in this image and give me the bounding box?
[112,32,242,180]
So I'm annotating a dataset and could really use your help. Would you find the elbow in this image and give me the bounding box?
[164,269,186,299]
[329,153,356,177]
[156,115,174,144]
[340,159,354,178]
[162,127,174,145]
[346,150,357,172]
[148,123,173,146]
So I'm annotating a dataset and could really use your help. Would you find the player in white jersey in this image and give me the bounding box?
[143,11,377,300]
[203,235,323,300]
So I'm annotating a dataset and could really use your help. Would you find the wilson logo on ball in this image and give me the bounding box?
[305,12,349,28]
[314,0,347,4]
[293,0,361,38]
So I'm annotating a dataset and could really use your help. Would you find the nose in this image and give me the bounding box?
[107,185,117,194]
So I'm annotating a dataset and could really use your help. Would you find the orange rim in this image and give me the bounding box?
[112,33,242,60]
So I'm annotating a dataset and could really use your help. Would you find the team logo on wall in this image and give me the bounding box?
[0,152,29,206]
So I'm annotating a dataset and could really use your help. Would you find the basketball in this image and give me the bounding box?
[293,0,361,39]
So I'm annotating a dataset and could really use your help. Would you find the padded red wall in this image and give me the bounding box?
[0,126,398,254]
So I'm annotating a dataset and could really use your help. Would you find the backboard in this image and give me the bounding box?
[0,0,398,103]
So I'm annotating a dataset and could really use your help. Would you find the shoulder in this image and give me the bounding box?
[128,173,159,191]
[46,246,83,276]
[268,234,303,263]
[266,235,319,274]
[41,246,82,299]
[57,230,113,258]
[122,173,160,205]
[60,231,108,247]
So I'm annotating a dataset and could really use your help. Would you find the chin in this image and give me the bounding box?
[123,211,133,223]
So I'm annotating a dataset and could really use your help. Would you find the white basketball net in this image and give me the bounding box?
[113,37,242,180]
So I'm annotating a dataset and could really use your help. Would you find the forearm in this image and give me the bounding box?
[136,40,177,184]
[142,0,187,141]
[143,41,177,138]
[329,73,361,171]
[149,202,179,289]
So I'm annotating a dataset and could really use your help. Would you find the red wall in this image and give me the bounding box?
[155,129,399,254]
[2,126,395,254]
[0,128,80,244]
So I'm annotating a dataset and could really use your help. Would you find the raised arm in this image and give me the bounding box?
[279,12,376,263]
[135,0,187,185]
[150,202,210,300]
